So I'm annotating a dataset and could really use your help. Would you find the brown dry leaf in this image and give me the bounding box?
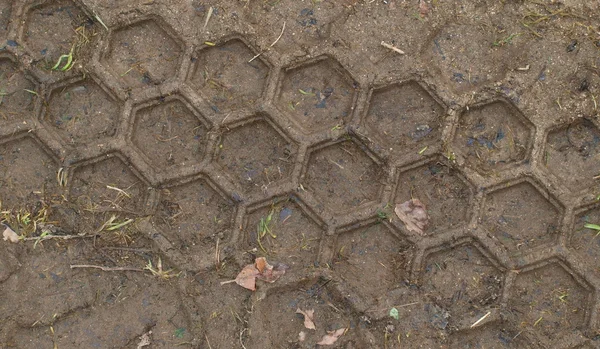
[255,256,267,273]
[394,199,429,235]
[296,308,316,330]
[234,263,260,291]
[225,257,288,291]
[317,328,347,346]
[256,257,289,283]
[419,0,429,17]
[2,224,19,243]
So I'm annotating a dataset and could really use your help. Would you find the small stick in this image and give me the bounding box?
[70,264,144,272]
[381,41,405,55]
[249,22,286,63]
[470,311,491,328]
[23,234,95,242]
[203,7,214,29]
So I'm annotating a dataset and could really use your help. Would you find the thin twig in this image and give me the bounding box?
[470,311,491,328]
[240,328,248,349]
[381,41,405,55]
[70,264,144,272]
[249,22,286,62]
[203,7,214,29]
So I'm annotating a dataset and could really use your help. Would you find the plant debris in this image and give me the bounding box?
[394,199,429,235]
[296,308,316,330]
[2,224,19,243]
[389,307,399,320]
[316,328,347,346]
[221,257,288,291]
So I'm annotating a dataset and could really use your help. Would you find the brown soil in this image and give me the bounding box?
[1,0,600,348]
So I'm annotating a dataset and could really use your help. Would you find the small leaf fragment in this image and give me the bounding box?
[394,199,429,235]
[2,224,19,243]
[296,308,316,330]
[389,307,399,320]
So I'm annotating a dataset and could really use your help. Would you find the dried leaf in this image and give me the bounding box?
[136,331,152,349]
[229,257,288,291]
[394,199,429,235]
[296,308,316,330]
[317,328,347,345]
[256,257,289,283]
[255,256,267,273]
[419,0,429,17]
[2,224,19,243]
[234,263,260,291]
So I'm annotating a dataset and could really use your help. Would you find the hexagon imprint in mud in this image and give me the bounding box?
[155,177,234,266]
[365,81,445,154]
[394,158,473,235]
[69,155,148,234]
[246,279,365,348]
[102,18,183,89]
[453,100,533,173]
[187,39,269,112]
[215,116,297,194]
[0,58,38,122]
[304,139,383,214]
[45,78,120,146]
[243,195,324,271]
[507,262,591,342]
[482,181,561,254]
[0,136,58,208]
[421,242,503,329]
[23,0,93,65]
[544,118,600,193]
[333,222,413,308]
[570,205,600,280]
[132,98,208,169]
[277,57,356,133]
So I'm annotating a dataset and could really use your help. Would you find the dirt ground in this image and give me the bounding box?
[1,0,600,348]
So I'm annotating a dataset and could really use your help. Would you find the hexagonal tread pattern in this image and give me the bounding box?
[394,158,473,235]
[544,118,600,193]
[215,116,297,194]
[132,98,208,169]
[421,242,503,328]
[1,3,599,348]
[101,18,182,89]
[507,262,591,343]
[481,180,561,254]
[277,57,356,132]
[243,195,323,271]
[45,78,119,145]
[187,39,269,112]
[304,139,383,213]
[365,81,445,155]
[453,100,533,173]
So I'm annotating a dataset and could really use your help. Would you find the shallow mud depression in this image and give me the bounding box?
[1,0,600,348]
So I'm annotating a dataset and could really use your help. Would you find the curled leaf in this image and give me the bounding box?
[394,199,429,235]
